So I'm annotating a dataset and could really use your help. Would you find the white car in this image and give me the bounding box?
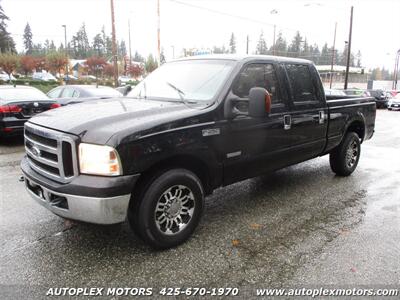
[32,72,57,82]
[388,93,400,110]
[0,73,16,81]
[118,75,133,85]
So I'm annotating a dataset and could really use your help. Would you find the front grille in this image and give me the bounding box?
[24,123,78,183]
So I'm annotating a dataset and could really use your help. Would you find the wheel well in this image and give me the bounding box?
[132,155,212,200]
[347,120,365,141]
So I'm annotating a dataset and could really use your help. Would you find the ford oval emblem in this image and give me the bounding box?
[31,146,41,157]
[33,102,39,107]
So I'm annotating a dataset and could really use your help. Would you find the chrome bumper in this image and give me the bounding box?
[24,177,130,224]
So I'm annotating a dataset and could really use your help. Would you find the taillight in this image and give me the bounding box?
[0,105,22,113]
[50,103,61,109]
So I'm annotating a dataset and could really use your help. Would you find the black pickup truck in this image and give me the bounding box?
[20,55,376,248]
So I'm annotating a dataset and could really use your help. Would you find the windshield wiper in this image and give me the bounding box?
[165,82,200,107]
[165,82,185,100]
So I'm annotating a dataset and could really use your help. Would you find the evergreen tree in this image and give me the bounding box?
[356,50,362,67]
[287,31,302,57]
[272,32,287,56]
[256,31,268,55]
[145,54,158,73]
[119,40,127,57]
[133,51,144,62]
[320,43,331,65]
[212,45,227,54]
[0,2,16,53]
[23,23,33,54]
[229,32,236,54]
[93,33,105,56]
[71,23,91,58]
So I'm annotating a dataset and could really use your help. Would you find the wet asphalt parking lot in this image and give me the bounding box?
[0,109,399,299]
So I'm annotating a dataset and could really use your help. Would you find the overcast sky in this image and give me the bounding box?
[3,0,400,69]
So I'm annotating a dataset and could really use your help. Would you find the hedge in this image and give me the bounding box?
[0,78,140,94]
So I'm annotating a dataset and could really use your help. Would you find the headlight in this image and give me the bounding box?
[78,143,122,176]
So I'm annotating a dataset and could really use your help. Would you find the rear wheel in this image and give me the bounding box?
[329,132,361,176]
[128,169,204,249]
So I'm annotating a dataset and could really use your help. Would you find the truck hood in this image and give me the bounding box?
[29,98,203,144]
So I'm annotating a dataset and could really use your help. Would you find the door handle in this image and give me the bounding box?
[284,115,291,130]
[319,111,325,124]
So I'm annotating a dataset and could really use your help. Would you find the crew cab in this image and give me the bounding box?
[20,55,376,249]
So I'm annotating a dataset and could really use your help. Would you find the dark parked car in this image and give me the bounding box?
[363,89,387,108]
[21,55,376,248]
[0,86,59,137]
[47,85,122,106]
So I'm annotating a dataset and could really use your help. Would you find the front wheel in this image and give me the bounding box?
[329,132,361,176]
[128,169,204,249]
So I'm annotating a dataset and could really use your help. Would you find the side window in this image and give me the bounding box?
[72,90,80,98]
[285,64,317,102]
[48,88,62,98]
[232,63,282,104]
[62,88,75,98]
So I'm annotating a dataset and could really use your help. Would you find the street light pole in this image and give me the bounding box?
[157,0,161,65]
[62,25,69,83]
[393,49,400,90]
[128,18,132,64]
[329,22,337,89]
[110,0,119,87]
[246,35,249,54]
[344,6,353,90]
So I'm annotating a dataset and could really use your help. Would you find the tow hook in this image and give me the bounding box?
[19,175,25,182]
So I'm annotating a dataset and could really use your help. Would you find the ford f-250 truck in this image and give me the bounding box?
[20,55,376,249]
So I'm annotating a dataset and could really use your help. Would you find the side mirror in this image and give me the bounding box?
[248,87,271,118]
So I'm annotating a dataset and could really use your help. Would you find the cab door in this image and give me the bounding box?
[282,63,328,162]
[220,62,293,185]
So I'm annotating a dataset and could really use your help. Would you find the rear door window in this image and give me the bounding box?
[62,88,76,98]
[47,87,63,98]
[285,64,318,103]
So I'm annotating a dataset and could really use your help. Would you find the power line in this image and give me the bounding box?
[169,0,299,32]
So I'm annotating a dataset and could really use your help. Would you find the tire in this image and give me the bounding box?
[388,108,392,111]
[128,169,204,249]
[329,132,361,176]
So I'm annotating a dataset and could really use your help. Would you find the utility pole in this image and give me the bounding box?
[62,25,69,83]
[393,49,400,90]
[246,35,249,54]
[329,22,337,89]
[157,0,161,65]
[110,0,119,86]
[272,25,276,56]
[128,19,132,64]
[344,6,353,90]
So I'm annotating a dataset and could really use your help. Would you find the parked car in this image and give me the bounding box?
[0,86,60,137]
[80,75,97,81]
[0,72,16,82]
[324,88,346,96]
[388,93,400,110]
[47,85,122,106]
[63,74,78,81]
[343,88,364,96]
[118,75,134,85]
[21,55,376,249]
[362,89,387,108]
[32,72,57,82]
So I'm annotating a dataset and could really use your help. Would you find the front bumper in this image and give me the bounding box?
[21,156,140,224]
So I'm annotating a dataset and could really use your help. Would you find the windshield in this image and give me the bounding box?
[127,59,235,103]
[0,88,49,101]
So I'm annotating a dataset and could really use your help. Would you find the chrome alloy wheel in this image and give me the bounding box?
[154,185,195,235]
[346,139,359,168]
